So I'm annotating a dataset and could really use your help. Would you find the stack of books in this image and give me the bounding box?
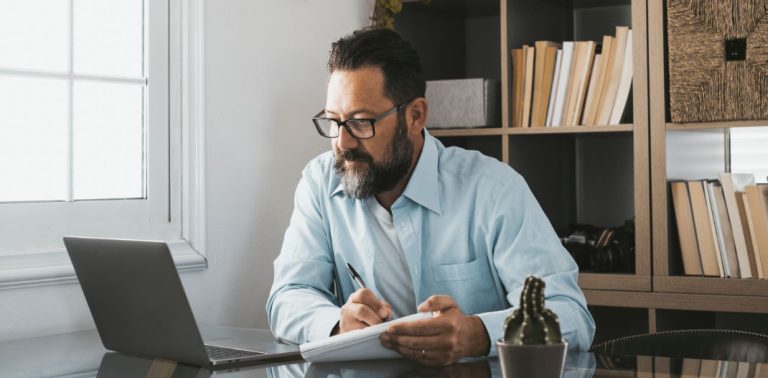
[670,174,768,278]
[511,26,633,128]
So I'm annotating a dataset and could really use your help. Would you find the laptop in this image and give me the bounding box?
[64,236,301,368]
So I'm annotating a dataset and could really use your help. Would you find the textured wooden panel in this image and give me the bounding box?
[666,0,768,122]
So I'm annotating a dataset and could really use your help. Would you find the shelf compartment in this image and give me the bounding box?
[508,133,639,274]
[397,1,500,82]
[502,0,638,128]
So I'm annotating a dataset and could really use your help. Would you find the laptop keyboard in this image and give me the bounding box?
[205,344,264,360]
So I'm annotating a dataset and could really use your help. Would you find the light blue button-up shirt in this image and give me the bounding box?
[267,130,595,354]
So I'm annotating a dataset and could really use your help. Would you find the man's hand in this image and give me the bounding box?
[379,295,490,366]
[332,288,392,335]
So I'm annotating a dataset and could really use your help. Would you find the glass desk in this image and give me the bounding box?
[1,327,764,377]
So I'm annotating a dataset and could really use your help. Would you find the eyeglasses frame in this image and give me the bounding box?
[312,100,413,140]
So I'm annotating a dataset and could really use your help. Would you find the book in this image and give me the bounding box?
[746,184,768,278]
[740,191,765,278]
[608,29,633,125]
[688,181,722,276]
[580,53,602,125]
[511,47,526,127]
[670,181,703,275]
[545,49,563,126]
[521,45,535,127]
[720,173,756,278]
[560,41,581,127]
[702,181,726,277]
[531,41,561,127]
[709,181,740,278]
[582,35,613,125]
[300,312,433,362]
[595,26,629,126]
[550,41,574,127]
[569,41,596,126]
[562,41,596,126]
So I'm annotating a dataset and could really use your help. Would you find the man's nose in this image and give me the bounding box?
[335,125,359,151]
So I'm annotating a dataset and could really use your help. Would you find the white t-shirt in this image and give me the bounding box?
[365,197,417,319]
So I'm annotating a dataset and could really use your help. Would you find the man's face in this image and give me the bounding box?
[325,66,413,199]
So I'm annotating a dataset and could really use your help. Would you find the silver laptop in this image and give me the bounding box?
[64,236,301,368]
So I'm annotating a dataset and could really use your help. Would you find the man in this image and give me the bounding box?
[267,27,595,366]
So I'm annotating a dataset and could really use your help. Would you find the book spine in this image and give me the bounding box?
[545,49,563,127]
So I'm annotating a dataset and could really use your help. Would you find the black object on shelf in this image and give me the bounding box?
[562,219,635,273]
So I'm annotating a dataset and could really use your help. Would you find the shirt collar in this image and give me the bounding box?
[329,130,443,216]
[400,130,442,215]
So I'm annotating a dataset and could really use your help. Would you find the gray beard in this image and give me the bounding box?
[334,115,413,199]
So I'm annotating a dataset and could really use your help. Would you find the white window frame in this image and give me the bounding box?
[0,0,207,290]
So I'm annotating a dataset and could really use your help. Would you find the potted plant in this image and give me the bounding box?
[497,276,567,378]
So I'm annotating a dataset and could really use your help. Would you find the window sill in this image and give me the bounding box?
[0,240,207,291]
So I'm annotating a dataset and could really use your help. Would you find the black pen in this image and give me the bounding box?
[346,263,367,289]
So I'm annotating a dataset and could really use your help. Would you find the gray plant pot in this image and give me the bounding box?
[496,340,567,378]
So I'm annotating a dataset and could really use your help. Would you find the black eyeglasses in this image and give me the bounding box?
[312,100,411,139]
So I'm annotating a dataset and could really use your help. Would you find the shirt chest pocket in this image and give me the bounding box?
[430,257,502,313]
[432,257,490,282]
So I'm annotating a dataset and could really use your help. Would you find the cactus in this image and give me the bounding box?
[502,276,563,345]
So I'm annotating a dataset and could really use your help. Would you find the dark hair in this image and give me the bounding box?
[328,27,425,105]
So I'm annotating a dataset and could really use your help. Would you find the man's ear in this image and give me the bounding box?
[408,97,428,134]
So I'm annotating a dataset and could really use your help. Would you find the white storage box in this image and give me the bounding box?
[425,78,500,128]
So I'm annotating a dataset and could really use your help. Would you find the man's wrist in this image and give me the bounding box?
[467,315,491,356]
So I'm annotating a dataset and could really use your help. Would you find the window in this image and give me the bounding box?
[730,127,768,184]
[1,0,146,203]
[0,0,207,287]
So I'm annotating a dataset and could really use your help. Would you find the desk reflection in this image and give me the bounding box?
[7,328,765,377]
[95,351,768,377]
[95,350,596,377]
[287,358,492,378]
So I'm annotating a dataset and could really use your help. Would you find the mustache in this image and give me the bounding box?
[337,148,373,163]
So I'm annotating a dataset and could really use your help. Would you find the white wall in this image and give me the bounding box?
[0,0,370,341]
[183,0,370,328]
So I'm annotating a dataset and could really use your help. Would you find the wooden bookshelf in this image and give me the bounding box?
[506,0,650,293]
[400,0,651,297]
[648,0,768,335]
[401,0,768,342]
